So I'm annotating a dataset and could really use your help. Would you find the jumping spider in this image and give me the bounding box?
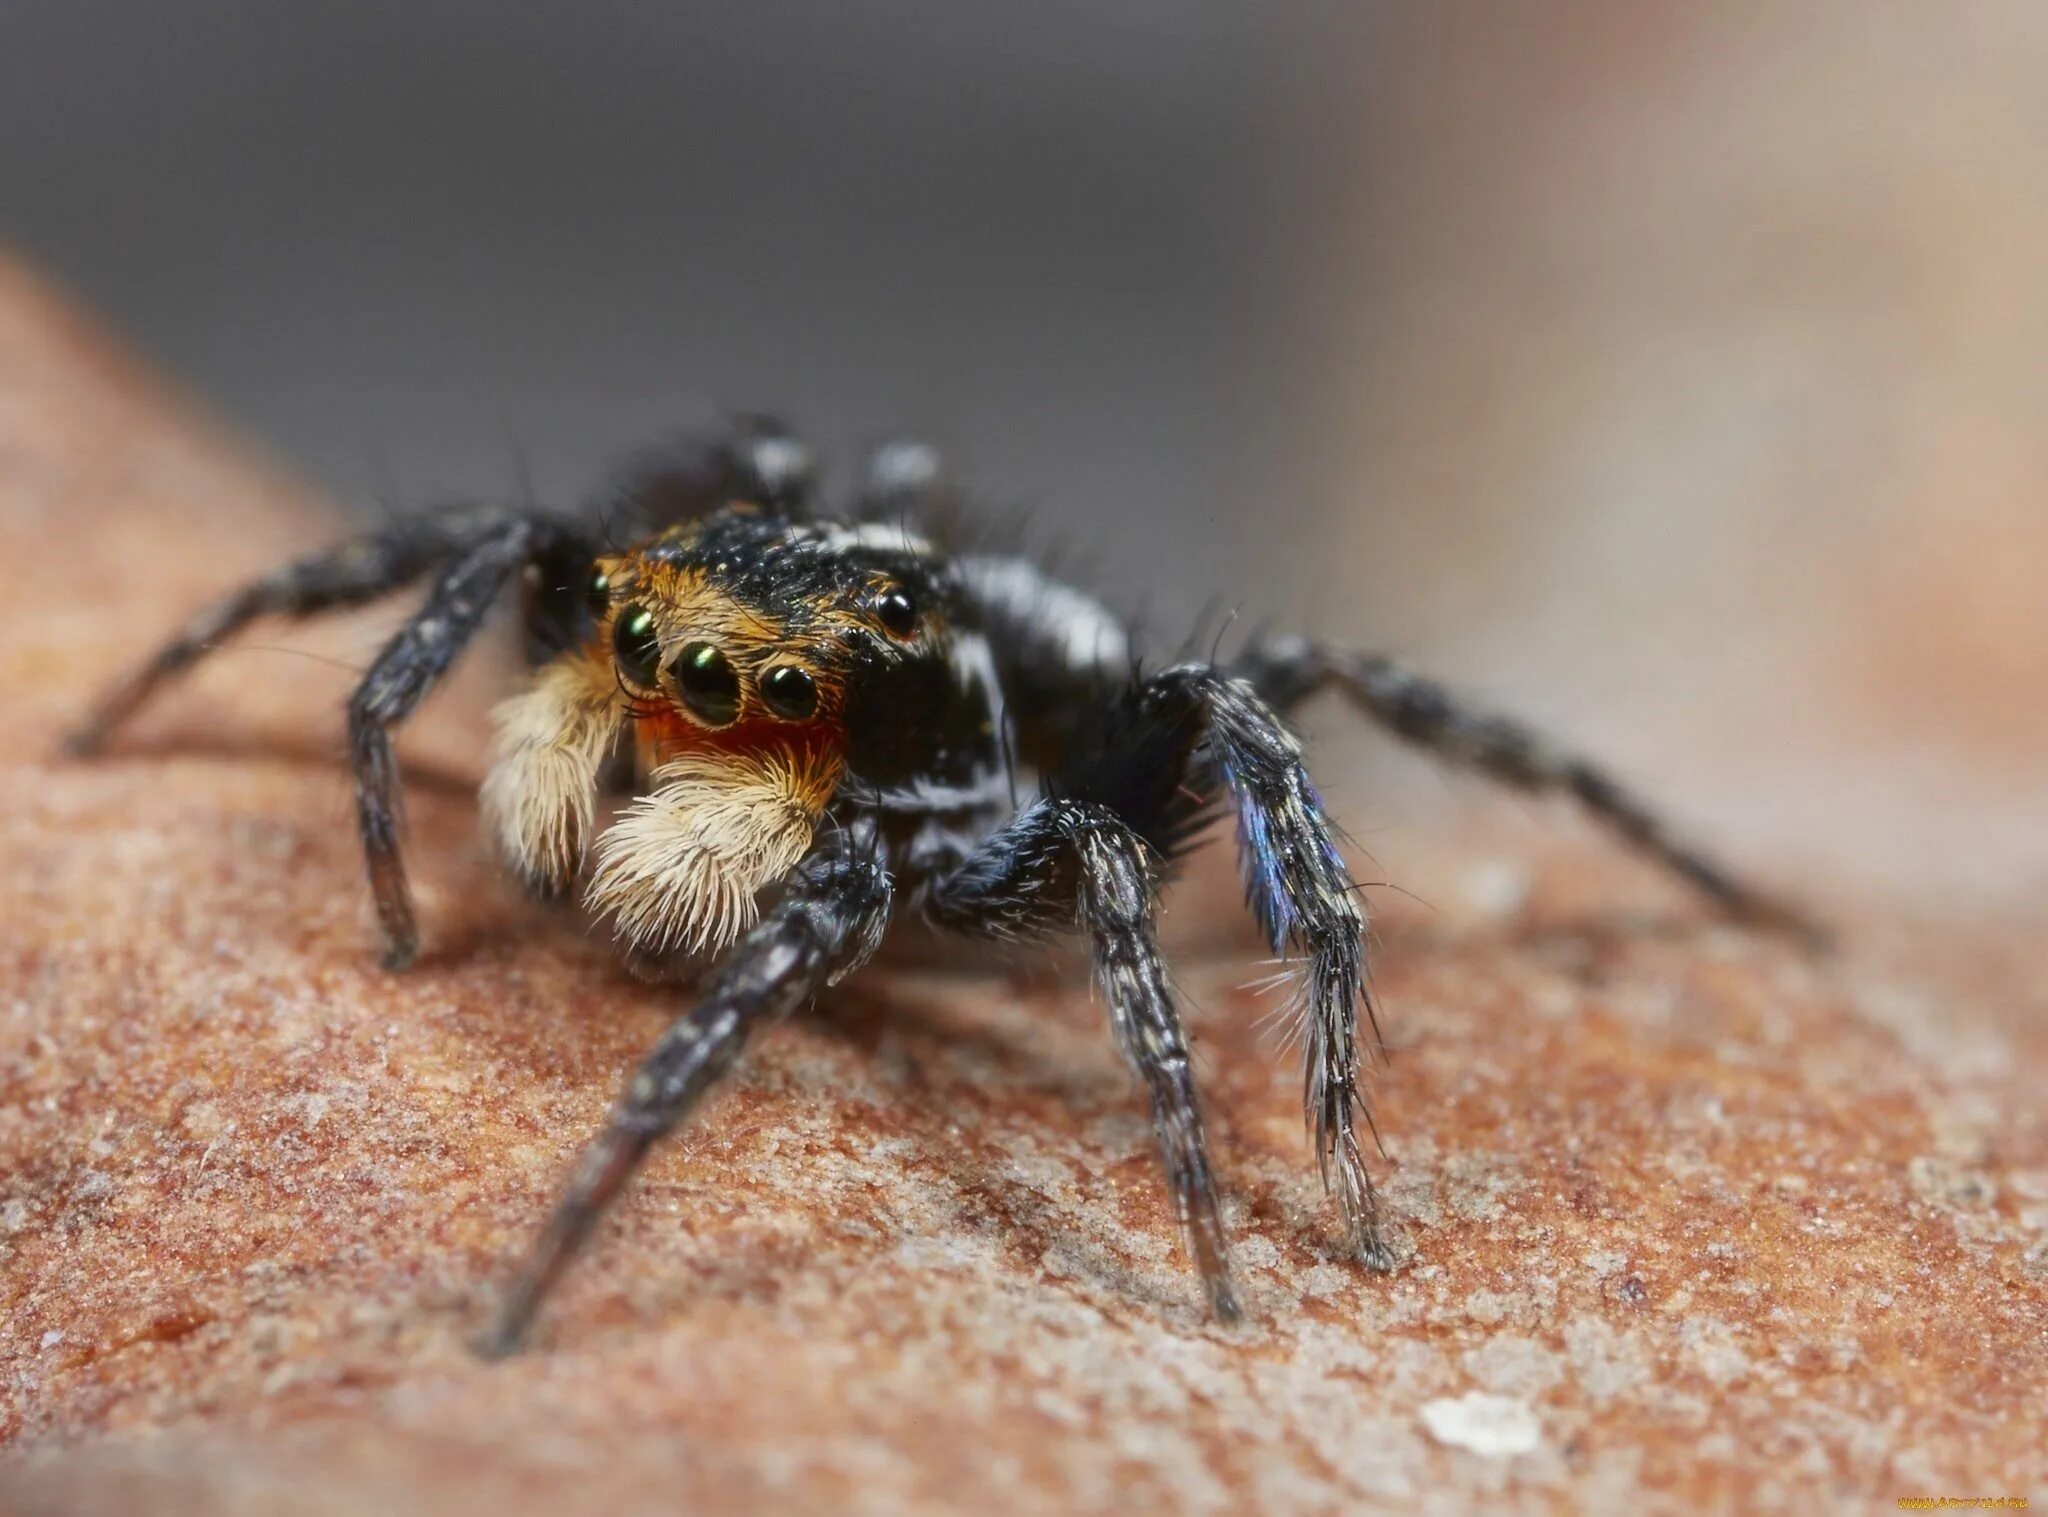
[67,420,1805,1352]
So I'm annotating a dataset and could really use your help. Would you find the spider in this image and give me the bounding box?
[67,419,1806,1354]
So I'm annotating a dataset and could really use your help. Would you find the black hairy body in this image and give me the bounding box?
[67,421,1807,1353]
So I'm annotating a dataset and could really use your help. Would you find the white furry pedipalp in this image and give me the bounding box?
[584,747,839,957]
[480,660,623,892]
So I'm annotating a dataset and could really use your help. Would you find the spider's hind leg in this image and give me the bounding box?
[1237,637,1817,939]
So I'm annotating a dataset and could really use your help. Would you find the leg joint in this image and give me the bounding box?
[1043,800,1156,929]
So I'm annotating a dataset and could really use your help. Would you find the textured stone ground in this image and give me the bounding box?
[1,253,2043,1514]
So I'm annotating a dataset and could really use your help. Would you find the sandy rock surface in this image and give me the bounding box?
[1,254,2043,1514]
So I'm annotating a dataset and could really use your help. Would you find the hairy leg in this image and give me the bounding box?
[478,839,893,1356]
[857,437,954,525]
[1237,637,1815,936]
[950,560,1804,936]
[1132,665,1395,1272]
[726,416,817,516]
[348,522,547,967]
[65,505,526,755]
[602,416,818,533]
[925,798,1243,1321]
[944,567,1390,1268]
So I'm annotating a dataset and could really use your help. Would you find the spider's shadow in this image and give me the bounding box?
[817,965,1112,1105]
[765,906,1804,1320]
[1490,910,1789,974]
[778,973,1216,1319]
[69,726,482,799]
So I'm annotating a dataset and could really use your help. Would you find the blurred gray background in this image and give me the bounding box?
[1,0,1370,633]
[6,1,2044,885]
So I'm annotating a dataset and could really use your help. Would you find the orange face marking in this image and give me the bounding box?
[588,515,939,814]
[635,708,844,781]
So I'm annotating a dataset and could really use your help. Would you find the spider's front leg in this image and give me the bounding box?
[925,798,1245,1321]
[67,507,587,968]
[478,837,893,1357]
[65,505,527,757]
[953,561,1391,1270]
[347,521,566,967]
[1131,665,1398,1274]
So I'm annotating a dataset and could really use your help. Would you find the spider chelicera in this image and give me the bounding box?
[67,420,1806,1353]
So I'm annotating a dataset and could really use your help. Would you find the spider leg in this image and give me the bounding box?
[64,506,523,756]
[1130,665,1395,1273]
[857,437,950,523]
[349,521,550,968]
[728,415,817,516]
[603,416,818,531]
[1236,637,1817,938]
[478,838,892,1357]
[950,568,1390,1268]
[925,798,1244,1322]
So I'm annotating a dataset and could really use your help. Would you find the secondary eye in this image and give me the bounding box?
[586,566,612,619]
[873,585,919,638]
[673,641,741,727]
[759,665,818,721]
[613,605,661,688]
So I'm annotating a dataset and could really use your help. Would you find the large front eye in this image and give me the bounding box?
[614,605,662,688]
[673,641,741,727]
[759,665,818,721]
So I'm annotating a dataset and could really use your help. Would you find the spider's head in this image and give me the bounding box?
[589,505,958,785]
[557,504,970,958]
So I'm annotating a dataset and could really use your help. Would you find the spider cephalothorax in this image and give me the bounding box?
[68,419,1809,1354]
[484,508,979,965]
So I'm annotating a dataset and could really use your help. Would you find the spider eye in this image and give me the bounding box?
[613,605,662,688]
[586,566,612,619]
[673,641,741,727]
[759,665,818,721]
[873,585,919,638]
